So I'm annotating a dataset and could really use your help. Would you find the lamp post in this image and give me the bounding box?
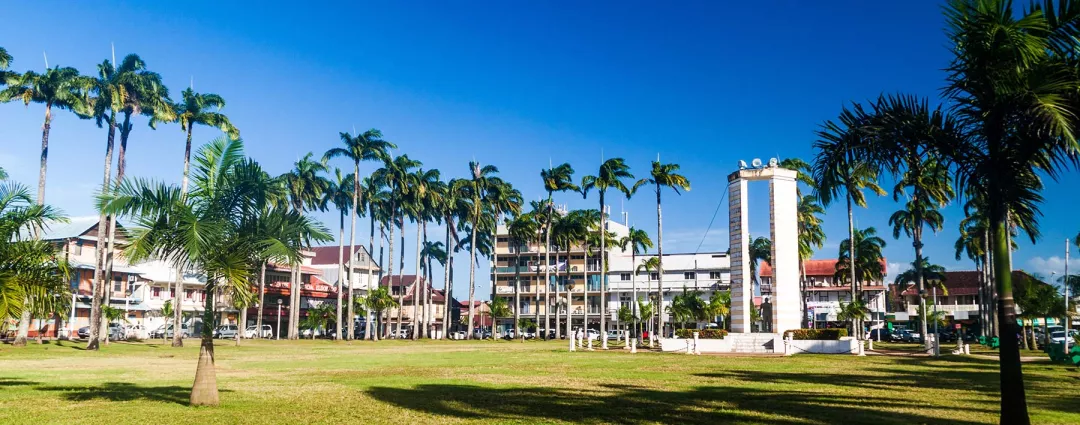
[276,299,283,341]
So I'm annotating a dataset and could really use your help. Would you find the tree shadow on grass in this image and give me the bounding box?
[0,378,39,387]
[367,382,987,424]
[35,382,230,406]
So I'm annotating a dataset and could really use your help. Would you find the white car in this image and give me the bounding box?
[450,331,467,340]
[586,329,601,341]
[107,323,126,341]
[125,324,149,340]
[1049,331,1073,346]
[245,325,273,338]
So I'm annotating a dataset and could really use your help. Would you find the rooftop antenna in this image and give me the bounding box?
[42,51,48,69]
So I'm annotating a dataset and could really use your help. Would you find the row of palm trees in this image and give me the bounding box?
[809,2,1080,422]
[0,49,239,349]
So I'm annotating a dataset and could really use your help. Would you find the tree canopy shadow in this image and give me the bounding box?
[35,382,229,406]
[366,382,987,424]
[0,378,40,387]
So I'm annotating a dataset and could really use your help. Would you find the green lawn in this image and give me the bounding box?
[1,338,1078,424]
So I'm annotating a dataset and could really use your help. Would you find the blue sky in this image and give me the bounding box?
[1,1,1077,298]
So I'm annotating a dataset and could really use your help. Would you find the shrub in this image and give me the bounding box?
[674,329,727,339]
[788,329,847,340]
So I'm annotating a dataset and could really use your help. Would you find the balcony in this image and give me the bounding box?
[494,266,531,274]
[905,304,980,316]
[495,287,515,294]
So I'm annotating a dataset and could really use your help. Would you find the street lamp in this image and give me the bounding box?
[276,299,283,341]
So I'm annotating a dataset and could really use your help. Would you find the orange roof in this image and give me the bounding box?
[759,259,886,277]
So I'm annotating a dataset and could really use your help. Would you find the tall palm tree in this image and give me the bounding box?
[324,129,394,339]
[361,177,389,340]
[507,212,538,341]
[748,236,772,291]
[637,256,661,346]
[640,161,690,340]
[281,152,330,339]
[457,161,505,339]
[812,104,886,340]
[834,226,887,336]
[0,66,92,207]
[151,88,238,194]
[540,163,578,339]
[324,168,354,340]
[582,158,639,348]
[796,194,826,325]
[577,209,607,345]
[486,180,522,338]
[872,3,1080,419]
[407,168,440,339]
[99,137,330,405]
[619,227,652,340]
[420,239,447,337]
[373,154,420,337]
[0,46,11,72]
[440,179,467,338]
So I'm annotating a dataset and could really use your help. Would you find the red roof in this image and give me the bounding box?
[759,259,886,277]
[267,263,321,274]
[380,275,425,288]
[309,245,370,266]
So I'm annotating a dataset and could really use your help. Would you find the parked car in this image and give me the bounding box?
[125,324,148,340]
[300,327,325,339]
[214,325,239,339]
[77,326,91,339]
[585,329,601,341]
[245,324,274,339]
[1049,331,1072,346]
[107,323,126,341]
[606,330,622,341]
[352,326,366,340]
[867,329,891,341]
[450,330,467,340]
[151,324,190,339]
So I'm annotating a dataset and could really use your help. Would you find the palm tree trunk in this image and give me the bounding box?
[421,222,429,339]
[174,124,195,347]
[366,212,376,341]
[513,239,521,341]
[237,304,247,346]
[412,219,422,340]
[442,222,452,339]
[991,212,1029,423]
[599,191,608,349]
[396,216,405,337]
[915,226,930,350]
[544,199,553,340]
[491,215,499,339]
[846,192,858,340]
[87,110,117,351]
[190,282,219,406]
[257,262,266,338]
[182,126,194,194]
[386,212,395,339]
[14,103,57,347]
[100,114,133,346]
[348,162,360,341]
[467,206,479,340]
[554,250,562,341]
[336,210,345,341]
[656,185,664,339]
[376,223,385,341]
[631,251,637,342]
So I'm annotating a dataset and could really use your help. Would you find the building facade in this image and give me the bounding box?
[605,251,732,332]
[379,275,456,337]
[759,259,888,330]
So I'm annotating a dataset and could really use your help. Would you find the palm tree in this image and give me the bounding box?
[457,161,507,339]
[301,303,335,340]
[324,168,354,341]
[834,226,886,337]
[0,66,92,208]
[707,291,730,330]
[488,297,512,338]
[406,168,440,339]
[150,87,238,193]
[748,236,772,292]
[812,103,886,341]
[637,256,661,346]
[796,195,826,325]
[160,299,174,344]
[421,239,447,339]
[282,152,330,339]
[870,3,1080,419]
[540,163,578,339]
[669,289,707,330]
[324,129,394,339]
[0,46,10,71]
[374,154,420,338]
[507,212,538,341]
[1,181,69,346]
[483,179,522,339]
[582,158,639,348]
[439,180,467,339]
[836,300,870,337]
[636,299,654,344]
[619,227,652,340]
[361,177,390,340]
[640,161,690,340]
[99,137,330,405]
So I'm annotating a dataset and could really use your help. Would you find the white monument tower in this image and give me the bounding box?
[728,158,800,334]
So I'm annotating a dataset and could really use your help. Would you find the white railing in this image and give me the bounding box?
[906,304,980,315]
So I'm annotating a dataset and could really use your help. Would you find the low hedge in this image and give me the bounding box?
[674,329,727,339]
[788,329,847,340]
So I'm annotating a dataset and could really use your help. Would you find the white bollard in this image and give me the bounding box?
[630,338,637,354]
[868,339,874,351]
[784,333,793,356]
[693,331,701,355]
[587,335,594,351]
[964,343,970,355]
[569,332,576,352]
[856,340,866,356]
[623,331,631,350]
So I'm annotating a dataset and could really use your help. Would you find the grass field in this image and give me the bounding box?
[1,338,1078,424]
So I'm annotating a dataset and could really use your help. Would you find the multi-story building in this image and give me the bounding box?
[44,220,151,338]
[309,245,381,296]
[759,259,888,329]
[490,218,630,334]
[606,251,732,332]
[380,275,457,337]
[893,270,1063,333]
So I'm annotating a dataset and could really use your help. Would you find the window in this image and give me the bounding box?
[71,241,83,255]
[185,289,194,299]
[70,272,80,291]
[818,293,829,302]
[152,287,162,299]
[620,273,631,281]
[113,277,125,294]
[709,271,723,280]
[684,272,696,280]
[571,255,584,260]
[497,237,508,243]
[650,272,659,280]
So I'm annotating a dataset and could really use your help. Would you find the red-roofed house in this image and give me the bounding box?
[308,245,380,296]
[378,275,459,337]
[893,270,1059,329]
[759,258,888,328]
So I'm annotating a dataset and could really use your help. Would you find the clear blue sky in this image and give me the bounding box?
[1,1,1077,299]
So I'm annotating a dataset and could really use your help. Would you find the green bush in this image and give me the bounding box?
[674,329,727,339]
[788,329,847,340]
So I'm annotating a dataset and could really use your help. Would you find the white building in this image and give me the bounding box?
[606,251,732,330]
